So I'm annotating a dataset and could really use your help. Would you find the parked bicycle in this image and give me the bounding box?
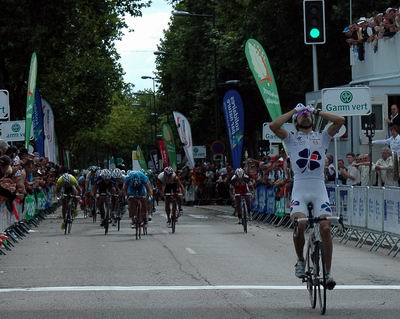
[294,203,343,315]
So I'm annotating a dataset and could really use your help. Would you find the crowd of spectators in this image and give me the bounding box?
[0,139,60,212]
[344,7,400,60]
[326,147,399,187]
[177,152,292,206]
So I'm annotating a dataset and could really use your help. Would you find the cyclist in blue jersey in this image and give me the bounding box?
[124,170,153,228]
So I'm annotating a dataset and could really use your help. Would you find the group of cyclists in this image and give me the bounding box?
[55,166,186,232]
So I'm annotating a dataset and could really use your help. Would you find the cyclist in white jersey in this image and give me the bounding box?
[270,103,345,290]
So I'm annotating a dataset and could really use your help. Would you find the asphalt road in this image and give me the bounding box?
[0,204,399,318]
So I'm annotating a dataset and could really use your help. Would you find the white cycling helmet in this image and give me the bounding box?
[62,173,71,184]
[235,168,245,179]
[112,168,123,180]
[164,166,174,176]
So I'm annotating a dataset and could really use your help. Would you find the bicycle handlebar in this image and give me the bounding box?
[295,215,344,226]
[234,193,252,197]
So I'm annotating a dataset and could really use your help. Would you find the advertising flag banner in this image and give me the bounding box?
[33,90,45,156]
[25,52,38,147]
[245,39,282,120]
[137,145,148,170]
[161,123,177,170]
[131,151,141,170]
[42,99,57,163]
[172,112,194,168]
[157,138,169,169]
[222,90,245,169]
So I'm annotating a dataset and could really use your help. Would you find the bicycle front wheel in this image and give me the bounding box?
[306,242,316,308]
[315,242,327,315]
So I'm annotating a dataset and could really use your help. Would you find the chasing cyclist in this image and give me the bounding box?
[92,169,115,227]
[230,168,251,224]
[269,103,345,290]
[124,170,153,229]
[56,172,81,230]
[158,167,184,225]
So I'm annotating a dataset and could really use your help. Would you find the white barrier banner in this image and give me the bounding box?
[338,186,351,226]
[367,187,384,232]
[352,187,367,228]
[384,188,400,236]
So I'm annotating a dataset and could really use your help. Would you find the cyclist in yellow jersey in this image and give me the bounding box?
[56,173,81,229]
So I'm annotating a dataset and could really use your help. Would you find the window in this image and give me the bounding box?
[361,104,383,131]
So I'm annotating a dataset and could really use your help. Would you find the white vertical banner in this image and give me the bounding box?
[172,111,195,168]
[42,99,57,163]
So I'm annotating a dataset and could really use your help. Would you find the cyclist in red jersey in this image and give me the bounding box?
[230,168,251,224]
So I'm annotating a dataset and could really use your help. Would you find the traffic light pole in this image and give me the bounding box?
[312,44,319,91]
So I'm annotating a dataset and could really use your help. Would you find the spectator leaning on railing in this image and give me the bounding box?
[372,124,400,154]
[345,7,400,59]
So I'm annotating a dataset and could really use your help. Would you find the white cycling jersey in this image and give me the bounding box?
[283,130,332,217]
[283,130,331,181]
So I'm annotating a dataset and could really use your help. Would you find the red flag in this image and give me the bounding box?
[157,139,169,169]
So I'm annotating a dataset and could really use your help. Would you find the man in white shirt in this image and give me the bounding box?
[341,152,361,186]
[374,147,397,186]
[372,125,400,154]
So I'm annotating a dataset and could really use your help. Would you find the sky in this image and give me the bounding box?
[115,0,172,91]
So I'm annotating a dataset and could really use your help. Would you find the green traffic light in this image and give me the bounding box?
[310,28,320,38]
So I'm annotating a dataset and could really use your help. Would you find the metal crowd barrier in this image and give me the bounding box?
[251,183,400,257]
[1,186,58,255]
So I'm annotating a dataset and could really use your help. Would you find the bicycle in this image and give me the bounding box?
[112,193,124,231]
[235,193,252,233]
[62,194,79,235]
[99,193,111,235]
[165,193,180,234]
[294,203,343,315]
[129,196,147,240]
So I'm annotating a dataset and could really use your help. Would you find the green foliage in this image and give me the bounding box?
[0,0,149,145]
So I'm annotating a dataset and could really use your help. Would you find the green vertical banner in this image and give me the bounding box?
[245,39,282,120]
[137,145,148,170]
[162,123,177,170]
[25,52,38,148]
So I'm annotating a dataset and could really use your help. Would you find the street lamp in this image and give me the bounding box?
[141,75,157,144]
[154,50,167,56]
[172,9,219,141]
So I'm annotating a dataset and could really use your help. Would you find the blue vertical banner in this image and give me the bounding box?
[33,89,45,156]
[222,89,245,169]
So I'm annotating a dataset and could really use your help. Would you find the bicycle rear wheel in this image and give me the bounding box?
[306,242,316,308]
[104,207,110,235]
[242,200,247,233]
[316,242,327,315]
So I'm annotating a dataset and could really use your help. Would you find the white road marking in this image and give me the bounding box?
[185,247,197,255]
[1,285,400,293]
[162,230,169,234]
[188,214,208,219]
[217,215,237,220]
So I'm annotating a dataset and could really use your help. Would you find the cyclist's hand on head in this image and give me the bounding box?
[306,105,316,114]
[294,103,307,113]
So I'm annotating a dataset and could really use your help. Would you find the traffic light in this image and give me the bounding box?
[303,0,326,45]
